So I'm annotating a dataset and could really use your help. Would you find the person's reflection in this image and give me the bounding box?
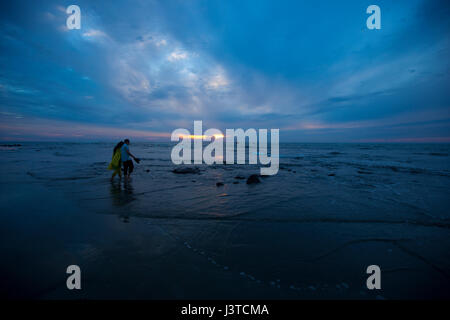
[109,179,123,207]
[109,178,135,223]
[123,177,134,196]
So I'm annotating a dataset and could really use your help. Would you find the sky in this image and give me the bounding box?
[0,0,449,142]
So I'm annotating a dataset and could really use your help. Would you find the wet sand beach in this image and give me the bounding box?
[0,142,449,299]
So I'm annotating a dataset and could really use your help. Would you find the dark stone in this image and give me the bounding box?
[246,174,261,184]
[146,169,150,172]
[234,175,246,180]
[233,181,239,184]
[172,167,200,174]
[328,173,336,176]
[216,182,224,187]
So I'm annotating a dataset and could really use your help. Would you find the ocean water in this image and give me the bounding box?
[0,142,449,299]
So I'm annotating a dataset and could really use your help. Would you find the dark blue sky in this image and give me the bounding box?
[0,0,449,142]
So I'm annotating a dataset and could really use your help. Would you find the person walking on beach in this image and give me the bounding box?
[108,141,124,181]
[121,139,140,179]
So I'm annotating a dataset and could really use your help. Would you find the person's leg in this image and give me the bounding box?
[123,161,131,179]
[111,167,120,181]
[128,161,134,177]
[123,162,128,177]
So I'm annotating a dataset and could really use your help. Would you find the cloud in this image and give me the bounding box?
[206,69,229,90]
[167,50,188,62]
[0,0,449,141]
[0,117,170,141]
[156,39,167,47]
[82,29,107,38]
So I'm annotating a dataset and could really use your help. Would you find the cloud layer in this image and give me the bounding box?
[0,0,449,141]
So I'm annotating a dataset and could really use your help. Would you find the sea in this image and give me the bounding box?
[0,142,449,299]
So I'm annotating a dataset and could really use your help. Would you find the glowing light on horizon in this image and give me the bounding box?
[177,134,225,140]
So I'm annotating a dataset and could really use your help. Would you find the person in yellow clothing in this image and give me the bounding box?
[108,141,124,181]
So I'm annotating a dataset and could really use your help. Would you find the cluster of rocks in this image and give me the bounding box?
[171,166,264,186]
[245,174,261,184]
[216,174,262,187]
[279,166,296,173]
[172,167,201,174]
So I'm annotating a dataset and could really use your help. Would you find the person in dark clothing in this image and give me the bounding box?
[120,139,140,179]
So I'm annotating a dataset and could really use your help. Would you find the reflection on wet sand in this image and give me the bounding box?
[110,179,135,223]
[2,142,450,299]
